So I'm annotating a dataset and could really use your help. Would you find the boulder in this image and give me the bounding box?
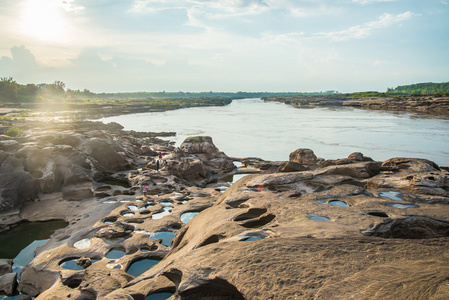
[0,272,17,296]
[78,137,130,171]
[289,148,317,169]
[180,136,221,159]
[348,152,373,162]
[277,161,309,173]
[382,157,440,172]
[0,155,37,212]
[0,259,12,276]
[364,216,449,239]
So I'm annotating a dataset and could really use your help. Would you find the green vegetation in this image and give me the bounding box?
[1,77,448,105]
[5,127,23,137]
[387,82,449,95]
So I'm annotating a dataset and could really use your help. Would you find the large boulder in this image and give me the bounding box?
[0,272,17,296]
[289,148,317,169]
[78,136,130,171]
[0,155,37,212]
[167,137,234,180]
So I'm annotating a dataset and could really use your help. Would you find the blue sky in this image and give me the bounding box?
[0,0,448,92]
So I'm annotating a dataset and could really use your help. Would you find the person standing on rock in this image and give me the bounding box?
[159,152,163,159]
[142,185,147,197]
[156,159,160,172]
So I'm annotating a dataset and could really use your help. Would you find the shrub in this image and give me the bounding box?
[5,127,23,137]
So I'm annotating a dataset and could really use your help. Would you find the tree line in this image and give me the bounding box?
[0,77,68,102]
[387,82,449,95]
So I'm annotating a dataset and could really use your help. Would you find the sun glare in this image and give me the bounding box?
[20,0,66,41]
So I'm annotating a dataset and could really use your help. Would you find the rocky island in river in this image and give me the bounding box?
[0,110,448,299]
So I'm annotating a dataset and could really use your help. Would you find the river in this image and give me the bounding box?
[100,98,449,166]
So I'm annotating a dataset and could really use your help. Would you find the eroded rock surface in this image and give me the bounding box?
[1,126,448,299]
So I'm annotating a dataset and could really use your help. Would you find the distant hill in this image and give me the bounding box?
[387,82,449,95]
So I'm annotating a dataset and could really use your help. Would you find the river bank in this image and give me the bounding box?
[262,94,449,117]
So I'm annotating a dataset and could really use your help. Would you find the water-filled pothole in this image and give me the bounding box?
[150,231,176,247]
[180,212,199,224]
[379,191,403,201]
[309,214,331,222]
[243,236,263,241]
[105,249,126,259]
[128,205,139,211]
[127,258,161,277]
[386,203,419,209]
[159,201,173,206]
[145,292,175,300]
[60,258,99,270]
[152,207,173,219]
[329,200,348,207]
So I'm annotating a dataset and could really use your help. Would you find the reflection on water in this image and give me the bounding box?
[101,98,449,166]
[0,220,68,259]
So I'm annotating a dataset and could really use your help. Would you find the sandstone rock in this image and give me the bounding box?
[364,216,449,239]
[276,161,309,173]
[289,148,317,169]
[0,155,37,212]
[0,140,20,151]
[382,157,440,172]
[348,152,373,162]
[0,272,17,296]
[0,259,12,276]
[180,136,220,158]
[78,137,130,171]
[314,161,382,179]
[62,183,94,201]
[95,222,135,239]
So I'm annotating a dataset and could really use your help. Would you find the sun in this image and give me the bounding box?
[20,0,66,41]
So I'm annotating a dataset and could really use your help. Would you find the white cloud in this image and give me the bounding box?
[352,0,396,4]
[321,11,417,41]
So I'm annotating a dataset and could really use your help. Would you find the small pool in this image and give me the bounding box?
[329,200,348,207]
[180,212,199,224]
[152,207,172,220]
[127,258,160,277]
[105,249,126,259]
[145,292,175,300]
[60,258,99,270]
[309,214,332,222]
[386,203,419,209]
[150,231,176,247]
[379,191,403,201]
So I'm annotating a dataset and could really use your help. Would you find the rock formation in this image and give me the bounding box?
[1,122,448,299]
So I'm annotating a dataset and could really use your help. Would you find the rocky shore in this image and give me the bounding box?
[0,117,448,299]
[262,95,449,116]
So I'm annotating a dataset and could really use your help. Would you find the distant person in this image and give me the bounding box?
[159,152,163,159]
[142,185,147,197]
[156,159,160,172]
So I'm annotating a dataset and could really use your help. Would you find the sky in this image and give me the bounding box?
[0,0,448,93]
